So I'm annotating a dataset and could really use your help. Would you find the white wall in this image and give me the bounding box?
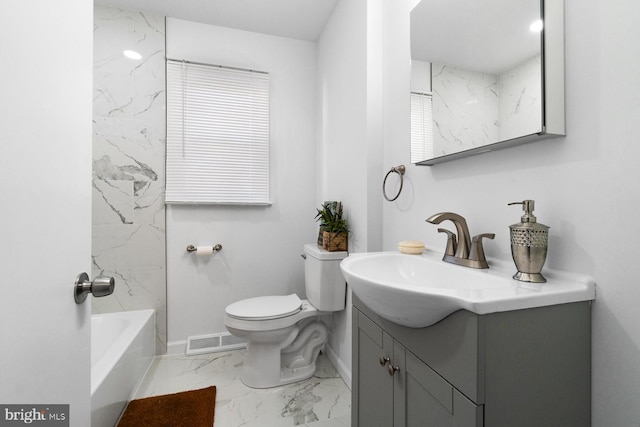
[316,0,384,385]
[317,0,368,246]
[382,0,640,424]
[165,19,319,351]
[410,60,431,93]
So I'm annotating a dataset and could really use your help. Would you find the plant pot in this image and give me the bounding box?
[322,231,348,252]
[317,226,327,246]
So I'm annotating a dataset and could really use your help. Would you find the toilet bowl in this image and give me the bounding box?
[224,244,347,388]
[225,295,330,388]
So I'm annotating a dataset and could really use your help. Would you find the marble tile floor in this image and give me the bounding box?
[132,349,351,427]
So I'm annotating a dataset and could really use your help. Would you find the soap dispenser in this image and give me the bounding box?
[508,200,549,283]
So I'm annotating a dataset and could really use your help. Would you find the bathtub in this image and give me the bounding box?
[91,309,156,427]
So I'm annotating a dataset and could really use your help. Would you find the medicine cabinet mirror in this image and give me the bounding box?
[410,0,564,165]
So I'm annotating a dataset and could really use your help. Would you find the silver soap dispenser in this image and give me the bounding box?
[508,200,549,283]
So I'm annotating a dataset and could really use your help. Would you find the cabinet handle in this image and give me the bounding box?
[388,364,400,376]
[379,356,390,367]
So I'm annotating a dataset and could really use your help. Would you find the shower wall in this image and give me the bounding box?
[92,4,167,353]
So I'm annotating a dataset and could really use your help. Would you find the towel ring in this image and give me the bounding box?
[383,165,406,202]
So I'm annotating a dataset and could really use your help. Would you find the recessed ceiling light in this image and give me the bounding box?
[529,20,543,33]
[123,50,142,60]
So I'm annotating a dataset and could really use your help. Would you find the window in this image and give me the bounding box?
[166,59,270,204]
[410,91,433,163]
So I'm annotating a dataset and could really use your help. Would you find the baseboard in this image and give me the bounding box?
[166,339,187,355]
[324,344,352,390]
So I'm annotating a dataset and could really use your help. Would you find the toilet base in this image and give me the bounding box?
[239,320,328,389]
[281,364,317,386]
[241,360,318,389]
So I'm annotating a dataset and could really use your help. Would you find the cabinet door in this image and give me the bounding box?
[353,309,394,427]
[402,350,483,427]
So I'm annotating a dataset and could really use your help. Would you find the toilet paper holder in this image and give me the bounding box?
[186,244,223,253]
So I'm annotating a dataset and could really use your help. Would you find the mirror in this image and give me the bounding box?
[410,0,565,165]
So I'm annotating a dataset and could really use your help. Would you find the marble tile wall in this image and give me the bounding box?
[92,4,167,353]
[432,56,542,157]
[497,55,542,141]
[431,64,500,156]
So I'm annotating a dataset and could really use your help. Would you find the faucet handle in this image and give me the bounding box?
[472,233,495,242]
[468,233,495,268]
[437,228,457,257]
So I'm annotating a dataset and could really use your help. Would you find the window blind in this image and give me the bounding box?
[410,92,433,163]
[166,59,270,204]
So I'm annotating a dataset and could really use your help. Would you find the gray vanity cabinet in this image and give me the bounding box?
[353,305,482,427]
[352,295,591,427]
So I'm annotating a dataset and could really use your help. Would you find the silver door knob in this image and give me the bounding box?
[74,272,115,304]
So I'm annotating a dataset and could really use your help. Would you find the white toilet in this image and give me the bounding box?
[224,243,347,388]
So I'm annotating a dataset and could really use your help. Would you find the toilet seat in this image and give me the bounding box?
[225,297,325,333]
[226,294,302,321]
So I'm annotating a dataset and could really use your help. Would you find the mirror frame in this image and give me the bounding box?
[413,0,565,166]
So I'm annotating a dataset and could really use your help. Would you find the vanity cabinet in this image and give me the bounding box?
[352,295,591,427]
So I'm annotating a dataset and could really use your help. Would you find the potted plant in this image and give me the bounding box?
[315,201,349,252]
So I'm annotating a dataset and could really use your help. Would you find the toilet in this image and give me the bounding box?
[224,243,348,388]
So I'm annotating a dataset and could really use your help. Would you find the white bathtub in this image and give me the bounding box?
[91,309,156,427]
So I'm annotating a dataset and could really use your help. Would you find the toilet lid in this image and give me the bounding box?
[225,294,302,320]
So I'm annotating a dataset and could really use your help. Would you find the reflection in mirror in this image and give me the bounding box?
[410,0,565,165]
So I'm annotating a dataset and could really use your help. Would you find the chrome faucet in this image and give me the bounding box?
[426,212,495,269]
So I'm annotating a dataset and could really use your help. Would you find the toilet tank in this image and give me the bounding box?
[303,243,348,311]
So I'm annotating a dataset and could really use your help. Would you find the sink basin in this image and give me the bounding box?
[340,250,595,328]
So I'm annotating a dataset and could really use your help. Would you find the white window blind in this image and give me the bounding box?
[410,92,433,163]
[166,59,270,204]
